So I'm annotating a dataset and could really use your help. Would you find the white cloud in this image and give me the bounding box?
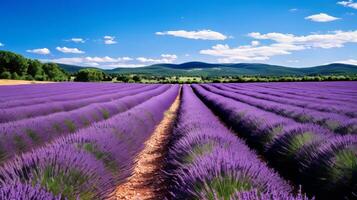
[104,36,114,40]
[334,59,357,65]
[248,30,357,48]
[136,54,177,63]
[26,48,50,55]
[338,0,357,9]
[44,54,176,69]
[156,30,227,40]
[56,47,85,54]
[289,8,298,12]
[0,42,4,47]
[251,40,260,46]
[287,60,300,63]
[104,35,117,44]
[46,56,136,69]
[305,13,340,22]
[200,43,304,63]
[201,30,357,62]
[69,38,85,43]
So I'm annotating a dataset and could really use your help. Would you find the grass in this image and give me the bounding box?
[101,109,110,119]
[78,143,118,173]
[64,120,76,132]
[197,175,253,200]
[329,148,357,184]
[183,142,214,164]
[13,135,27,152]
[285,132,314,157]
[34,166,93,200]
[26,129,41,144]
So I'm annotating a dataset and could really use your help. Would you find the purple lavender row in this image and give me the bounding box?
[227,83,357,108]
[0,84,148,123]
[165,85,308,200]
[222,83,357,134]
[224,83,357,113]
[202,84,356,134]
[0,82,113,101]
[193,84,357,199]
[0,84,179,199]
[250,81,357,94]
[0,84,168,165]
[258,81,357,96]
[229,82,357,105]
[237,82,357,104]
[0,183,61,200]
[0,83,137,109]
[219,84,357,118]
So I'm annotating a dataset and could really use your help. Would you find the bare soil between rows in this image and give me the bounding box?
[110,91,181,200]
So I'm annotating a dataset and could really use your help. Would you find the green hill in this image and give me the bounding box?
[58,62,357,77]
[57,63,102,73]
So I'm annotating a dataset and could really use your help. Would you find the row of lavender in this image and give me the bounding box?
[0,83,128,103]
[206,84,356,134]
[192,83,357,199]
[0,83,142,122]
[0,84,170,165]
[165,85,309,200]
[0,84,179,199]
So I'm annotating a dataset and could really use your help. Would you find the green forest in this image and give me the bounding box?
[1,50,357,83]
[0,51,69,81]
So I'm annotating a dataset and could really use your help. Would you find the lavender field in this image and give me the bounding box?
[0,82,356,200]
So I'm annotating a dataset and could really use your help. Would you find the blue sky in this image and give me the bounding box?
[0,0,357,68]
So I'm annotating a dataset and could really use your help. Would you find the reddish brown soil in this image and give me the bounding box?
[110,91,181,200]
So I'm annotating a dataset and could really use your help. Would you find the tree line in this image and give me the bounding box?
[0,50,69,81]
[1,50,356,83]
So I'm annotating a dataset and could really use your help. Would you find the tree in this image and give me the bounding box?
[0,50,70,81]
[0,51,28,75]
[43,63,68,81]
[132,75,141,82]
[75,69,104,82]
[116,75,130,82]
[27,59,43,78]
[0,71,11,79]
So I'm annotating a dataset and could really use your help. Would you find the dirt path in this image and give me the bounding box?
[110,90,181,200]
[0,79,53,85]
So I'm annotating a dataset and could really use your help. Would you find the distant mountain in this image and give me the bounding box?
[299,63,357,75]
[57,63,103,73]
[58,62,357,77]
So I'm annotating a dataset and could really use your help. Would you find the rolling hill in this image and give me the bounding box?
[58,62,357,77]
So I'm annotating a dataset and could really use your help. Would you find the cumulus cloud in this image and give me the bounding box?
[46,56,134,68]
[248,30,357,48]
[200,43,304,63]
[26,48,50,55]
[56,47,85,54]
[136,54,177,63]
[334,59,357,65]
[305,13,340,22]
[0,42,4,47]
[251,41,260,46]
[156,30,227,40]
[200,30,357,62]
[104,36,117,44]
[338,0,357,9]
[69,38,85,43]
[45,54,176,69]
